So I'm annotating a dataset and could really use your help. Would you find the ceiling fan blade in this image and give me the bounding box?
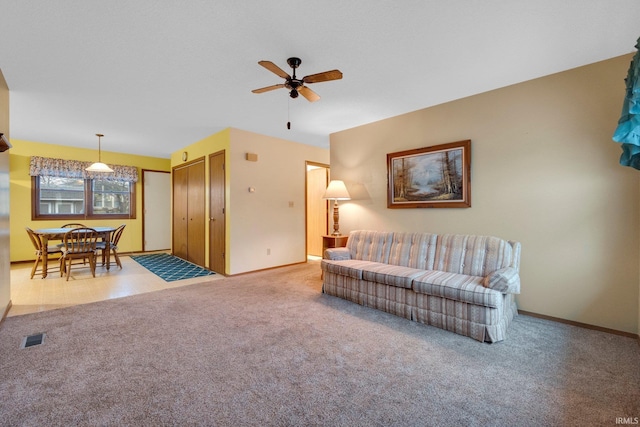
[258,60,291,79]
[252,84,285,94]
[302,69,343,84]
[298,86,320,102]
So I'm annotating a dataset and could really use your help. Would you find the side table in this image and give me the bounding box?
[322,235,349,258]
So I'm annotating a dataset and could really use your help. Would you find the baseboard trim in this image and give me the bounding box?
[1,300,12,326]
[518,310,637,340]
[226,261,308,277]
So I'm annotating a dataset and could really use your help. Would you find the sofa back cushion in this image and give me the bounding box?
[346,230,394,263]
[434,234,513,276]
[388,232,438,269]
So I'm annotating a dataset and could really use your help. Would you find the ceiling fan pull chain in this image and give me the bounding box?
[287,97,291,130]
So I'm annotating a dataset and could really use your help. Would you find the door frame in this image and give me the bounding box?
[305,161,330,258]
[141,169,171,252]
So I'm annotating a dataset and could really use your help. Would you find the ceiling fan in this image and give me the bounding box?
[251,57,342,102]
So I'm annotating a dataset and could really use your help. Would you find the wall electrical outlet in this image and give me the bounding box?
[267,248,271,255]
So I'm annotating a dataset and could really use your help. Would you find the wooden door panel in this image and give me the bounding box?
[187,160,206,266]
[209,151,225,274]
[172,166,189,260]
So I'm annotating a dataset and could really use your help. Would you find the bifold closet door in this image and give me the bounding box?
[172,166,189,260]
[186,160,205,266]
[172,159,205,266]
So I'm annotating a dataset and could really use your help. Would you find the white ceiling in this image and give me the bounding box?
[1,1,639,158]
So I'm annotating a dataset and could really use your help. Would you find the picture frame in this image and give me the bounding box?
[387,140,471,209]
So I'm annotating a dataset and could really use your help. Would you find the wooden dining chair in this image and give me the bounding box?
[96,224,126,269]
[57,223,87,249]
[25,227,62,279]
[59,227,99,281]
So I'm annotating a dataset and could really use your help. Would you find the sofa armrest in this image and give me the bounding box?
[324,247,351,260]
[483,267,520,294]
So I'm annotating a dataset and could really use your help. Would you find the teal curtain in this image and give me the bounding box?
[613,37,640,169]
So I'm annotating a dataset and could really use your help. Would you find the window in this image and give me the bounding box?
[92,180,132,215]
[32,176,136,220]
[30,156,138,220]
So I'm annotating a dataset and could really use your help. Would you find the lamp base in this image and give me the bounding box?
[332,201,341,236]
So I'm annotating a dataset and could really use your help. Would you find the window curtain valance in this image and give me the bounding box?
[29,156,139,182]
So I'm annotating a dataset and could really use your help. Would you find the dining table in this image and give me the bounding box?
[32,226,117,278]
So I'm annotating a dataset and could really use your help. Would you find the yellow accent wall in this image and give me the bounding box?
[330,54,639,335]
[9,140,170,262]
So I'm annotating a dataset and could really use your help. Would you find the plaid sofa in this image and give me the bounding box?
[321,230,521,343]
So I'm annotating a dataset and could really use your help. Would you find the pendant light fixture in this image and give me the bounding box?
[85,133,114,173]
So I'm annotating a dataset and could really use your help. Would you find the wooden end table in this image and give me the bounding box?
[322,235,349,258]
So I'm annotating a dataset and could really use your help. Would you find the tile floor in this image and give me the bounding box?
[8,254,223,317]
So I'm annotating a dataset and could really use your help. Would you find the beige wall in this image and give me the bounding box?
[330,54,639,334]
[228,128,329,274]
[0,70,10,316]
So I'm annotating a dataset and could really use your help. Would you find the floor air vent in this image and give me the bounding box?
[21,333,45,348]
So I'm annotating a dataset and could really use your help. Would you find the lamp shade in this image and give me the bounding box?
[323,180,351,200]
[86,162,114,172]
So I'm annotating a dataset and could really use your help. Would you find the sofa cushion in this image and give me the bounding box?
[361,264,427,289]
[346,230,394,263]
[412,270,501,308]
[434,234,513,277]
[388,232,438,269]
[321,259,382,280]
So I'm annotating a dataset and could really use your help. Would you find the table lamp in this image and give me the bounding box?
[323,180,351,236]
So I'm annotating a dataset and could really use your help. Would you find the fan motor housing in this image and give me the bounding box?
[286,79,303,90]
[287,57,302,69]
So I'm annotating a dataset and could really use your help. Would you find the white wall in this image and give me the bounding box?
[229,128,329,274]
[330,54,639,334]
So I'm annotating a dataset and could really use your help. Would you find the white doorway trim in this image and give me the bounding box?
[142,169,171,251]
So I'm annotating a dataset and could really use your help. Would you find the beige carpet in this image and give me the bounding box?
[1,260,638,426]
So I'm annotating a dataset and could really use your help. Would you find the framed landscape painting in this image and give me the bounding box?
[387,140,471,208]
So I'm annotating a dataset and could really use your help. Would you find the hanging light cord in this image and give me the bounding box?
[96,133,104,162]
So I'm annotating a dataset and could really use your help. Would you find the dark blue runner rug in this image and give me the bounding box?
[130,253,215,282]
